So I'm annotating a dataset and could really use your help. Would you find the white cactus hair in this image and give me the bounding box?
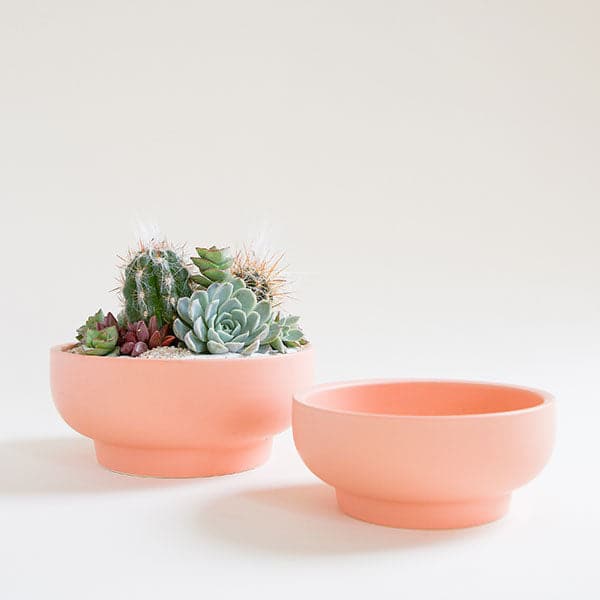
[231,223,293,308]
[134,221,164,247]
[113,219,190,310]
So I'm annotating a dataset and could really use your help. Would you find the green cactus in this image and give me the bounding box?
[190,246,234,288]
[76,325,120,356]
[121,242,191,327]
[266,313,308,353]
[173,279,276,355]
[231,247,288,307]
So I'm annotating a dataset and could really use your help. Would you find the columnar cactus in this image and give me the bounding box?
[190,246,233,288]
[173,279,276,355]
[121,241,191,327]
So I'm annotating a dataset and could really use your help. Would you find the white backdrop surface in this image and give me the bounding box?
[1,1,598,598]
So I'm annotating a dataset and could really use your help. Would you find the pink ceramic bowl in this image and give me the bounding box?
[293,380,555,529]
[50,344,313,477]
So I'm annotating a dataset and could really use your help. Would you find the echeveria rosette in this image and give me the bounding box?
[76,325,120,356]
[76,309,118,342]
[74,309,120,356]
[173,279,276,355]
[267,313,308,353]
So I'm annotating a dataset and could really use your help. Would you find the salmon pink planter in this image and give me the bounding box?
[50,344,313,477]
[293,380,555,529]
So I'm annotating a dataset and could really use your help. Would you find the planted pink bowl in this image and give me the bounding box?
[50,344,313,477]
[293,380,555,529]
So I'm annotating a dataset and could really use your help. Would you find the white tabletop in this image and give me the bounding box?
[1,372,597,600]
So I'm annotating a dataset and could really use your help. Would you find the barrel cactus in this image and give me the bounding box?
[190,246,234,288]
[121,241,191,327]
[231,247,288,307]
[173,279,276,355]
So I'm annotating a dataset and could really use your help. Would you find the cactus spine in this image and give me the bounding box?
[121,241,191,327]
[231,247,288,307]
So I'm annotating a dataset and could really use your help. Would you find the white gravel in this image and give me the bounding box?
[138,346,299,360]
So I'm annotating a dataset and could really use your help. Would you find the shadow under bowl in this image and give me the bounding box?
[293,380,555,529]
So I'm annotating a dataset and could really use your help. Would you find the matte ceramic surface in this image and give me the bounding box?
[50,344,314,477]
[293,380,555,529]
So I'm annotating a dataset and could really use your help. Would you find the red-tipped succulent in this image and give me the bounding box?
[76,310,119,342]
[97,311,119,330]
[119,315,176,357]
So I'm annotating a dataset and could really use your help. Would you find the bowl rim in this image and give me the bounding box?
[293,378,555,420]
[51,342,313,363]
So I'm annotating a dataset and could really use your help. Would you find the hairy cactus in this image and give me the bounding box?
[74,309,120,356]
[231,248,288,307]
[190,246,233,288]
[121,241,191,327]
[173,279,276,355]
[119,315,176,357]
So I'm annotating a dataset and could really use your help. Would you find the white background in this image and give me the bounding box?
[1,1,599,598]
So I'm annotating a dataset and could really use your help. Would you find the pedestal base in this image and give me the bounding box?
[94,439,272,478]
[336,490,511,529]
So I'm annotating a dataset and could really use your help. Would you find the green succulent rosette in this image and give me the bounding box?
[173,278,276,355]
[76,325,120,356]
[267,313,308,353]
[76,309,105,342]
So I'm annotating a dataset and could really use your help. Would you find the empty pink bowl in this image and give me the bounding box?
[293,380,555,529]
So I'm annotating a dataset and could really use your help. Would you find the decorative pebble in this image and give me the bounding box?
[138,345,299,360]
[138,347,194,360]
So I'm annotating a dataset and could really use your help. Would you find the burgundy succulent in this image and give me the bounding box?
[97,312,118,330]
[119,315,176,357]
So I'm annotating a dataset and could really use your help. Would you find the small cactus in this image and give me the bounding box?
[190,246,234,288]
[121,240,191,327]
[231,247,289,307]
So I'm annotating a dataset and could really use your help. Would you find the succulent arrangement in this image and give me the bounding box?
[70,237,308,359]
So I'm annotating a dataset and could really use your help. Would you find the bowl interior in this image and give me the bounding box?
[299,381,547,417]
